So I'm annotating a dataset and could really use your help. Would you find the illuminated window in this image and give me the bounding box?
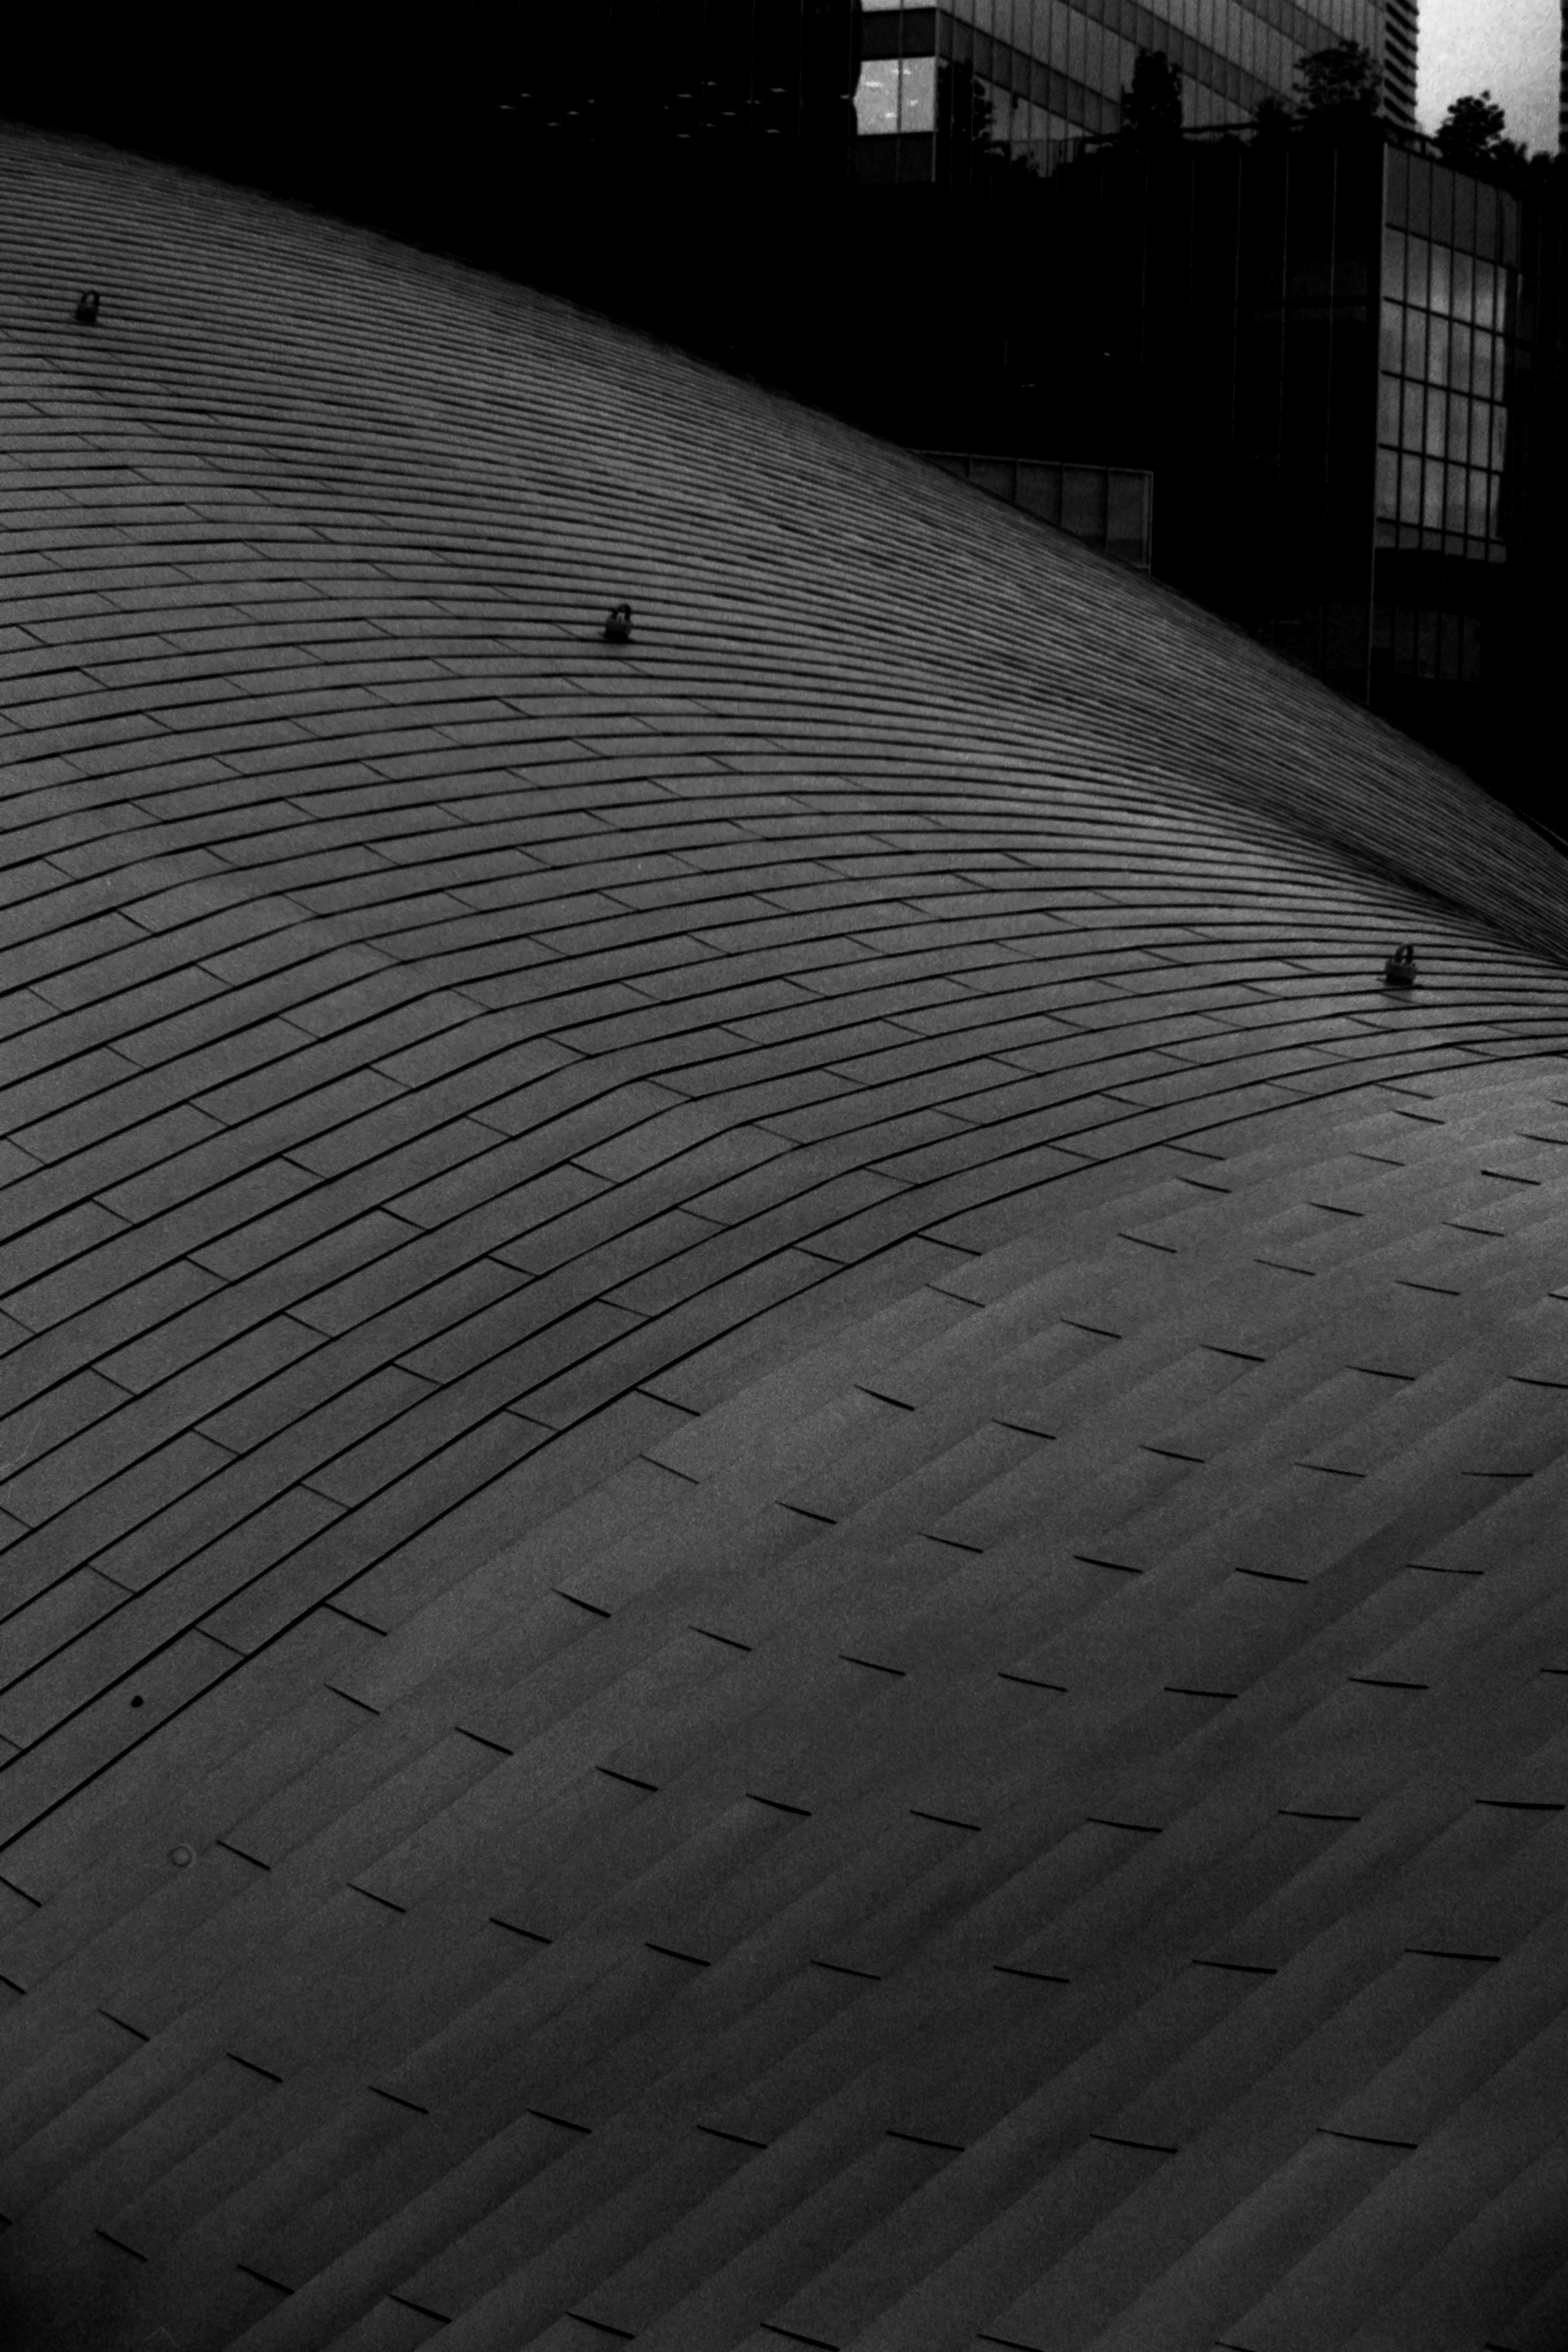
[854,56,935,135]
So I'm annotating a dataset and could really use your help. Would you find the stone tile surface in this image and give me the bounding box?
[0,122,1567,2352]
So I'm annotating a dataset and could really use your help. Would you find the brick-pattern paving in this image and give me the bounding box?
[2,125,1568,2352]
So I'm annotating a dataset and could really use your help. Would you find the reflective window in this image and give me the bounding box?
[1466,470,1492,537]
[1422,389,1445,459]
[1400,452,1421,521]
[1425,315,1449,385]
[1402,309,1426,378]
[855,60,902,133]
[1377,225,1516,562]
[1450,321,1472,392]
[1382,226,1405,303]
[1467,402,1490,469]
[1426,243,1451,315]
[1401,379,1424,446]
[1375,446,1398,520]
[1451,250,1473,321]
[854,54,936,134]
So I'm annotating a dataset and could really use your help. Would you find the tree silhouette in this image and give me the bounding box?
[1435,91,1531,182]
[1294,40,1381,122]
[1251,93,1295,142]
[1436,91,1507,165]
[1120,51,1184,145]
[936,60,1038,190]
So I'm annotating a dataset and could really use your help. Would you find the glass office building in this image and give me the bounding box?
[853,0,1418,187]
[1373,146,1520,690]
[967,125,1531,720]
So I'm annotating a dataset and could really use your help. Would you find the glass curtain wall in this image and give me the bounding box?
[855,0,1389,185]
[1372,146,1522,694]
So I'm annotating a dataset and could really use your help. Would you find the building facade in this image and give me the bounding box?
[949,122,1544,793]
[853,0,1419,188]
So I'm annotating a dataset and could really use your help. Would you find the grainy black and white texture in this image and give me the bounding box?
[2,125,1568,2352]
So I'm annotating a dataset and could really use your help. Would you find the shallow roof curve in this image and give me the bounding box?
[2,125,1568,2352]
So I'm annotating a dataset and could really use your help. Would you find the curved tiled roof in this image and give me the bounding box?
[2,124,1568,2352]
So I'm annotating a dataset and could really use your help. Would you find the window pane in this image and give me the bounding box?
[1403,309,1427,376]
[1490,409,1509,470]
[1452,251,1474,321]
[1475,178,1499,258]
[1382,226,1406,303]
[1473,261,1498,330]
[1466,468,1491,536]
[1448,391,1469,456]
[1378,374,1401,443]
[1381,301,1404,370]
[902,55,937,130]
[1376,447,1399,518]
[1468,330,1491,397]
[1409,157,1433,236]
[1387,145,1411,229]
[1422,463,1444,529]
[1427,243,1452,315]
[1468,402,1490,468]
[1450,322,1472,392]
[1423,392,1446,457]
[1444,466,1469,533]
[1402,380,1425,447]
[1426,316,1450,384]
[1406,237,1430,309]
[854,60,901,132]
[1400,452,1422,521]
